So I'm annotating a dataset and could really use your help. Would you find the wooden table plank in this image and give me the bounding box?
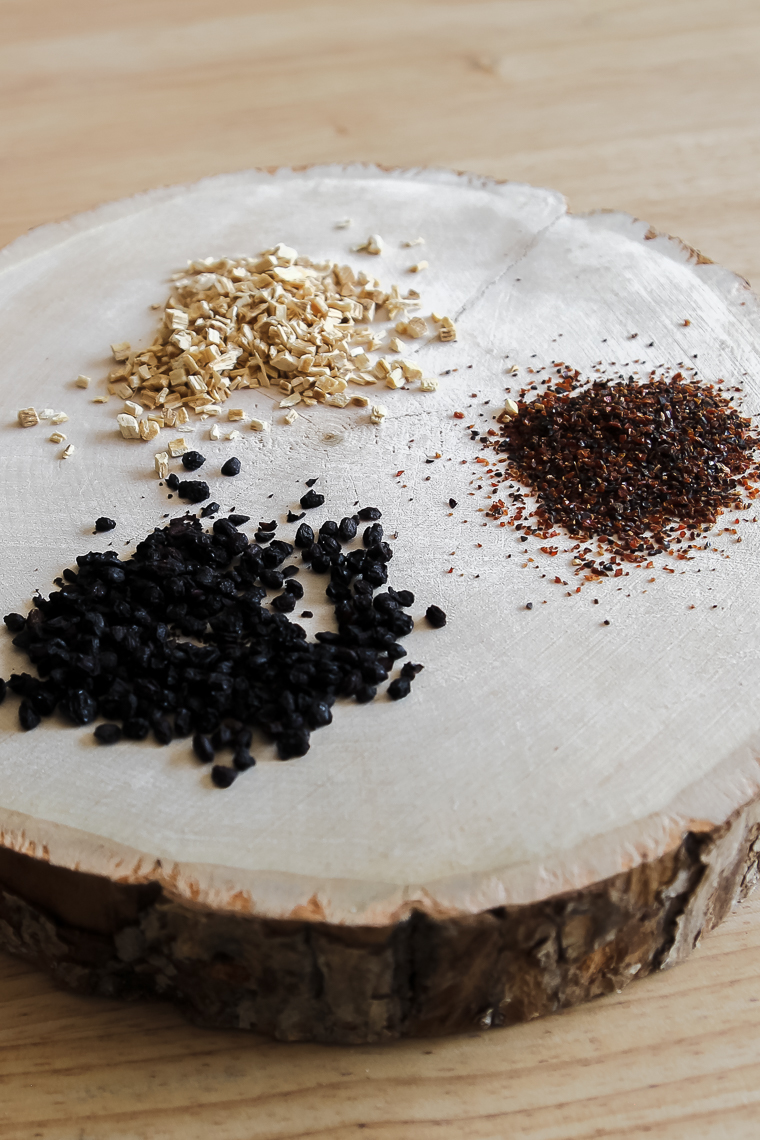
[1,898,760,1139]
[2,1,760,1135]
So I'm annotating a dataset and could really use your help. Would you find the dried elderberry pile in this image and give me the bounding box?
[495,376,760,560]
[2,502,442,788]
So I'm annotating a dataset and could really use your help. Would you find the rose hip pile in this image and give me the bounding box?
[1,497,446,789]
[496,376,760,560]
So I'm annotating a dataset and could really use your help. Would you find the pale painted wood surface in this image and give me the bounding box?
[2,0,760,1135]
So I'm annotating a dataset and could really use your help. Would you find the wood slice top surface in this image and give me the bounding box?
[1,165,760,926]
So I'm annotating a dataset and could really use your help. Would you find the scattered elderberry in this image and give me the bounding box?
[177,480,210,503]
[357,507,382,520]
[193,733,215,764]
[221,457,241,477]
[425,604,447,628]
[211,765,238,788]
[300,489,325,509]
[363,523,384,547]
[152,715,174,746]
[388,677,411,700]
[19,699,40,731]
[123,717,151,740]
[339,517,358,542]
[181,451,206,471]
[233,747,256,771]
[94,723,121,745]
[166,473,180,490]
[3,492,449,788]
[95,517,117,532]
[200,502,220,518]
[295,522,315,548]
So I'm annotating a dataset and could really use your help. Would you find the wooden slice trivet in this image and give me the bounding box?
[1,166,760,1043]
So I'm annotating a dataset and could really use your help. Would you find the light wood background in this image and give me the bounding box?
[2,1,760,1136]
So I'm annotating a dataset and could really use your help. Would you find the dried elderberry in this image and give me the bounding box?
[300,489,325,509]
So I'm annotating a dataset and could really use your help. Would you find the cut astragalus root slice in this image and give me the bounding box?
[99,243,452,438]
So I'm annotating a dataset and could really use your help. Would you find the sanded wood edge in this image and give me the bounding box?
[1,799,757,1044]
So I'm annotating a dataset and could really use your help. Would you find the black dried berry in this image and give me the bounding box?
[212,723,235,750]
[200,502,220,518]
[264,540,293,566]
[166,473,180,490]
[319,521,339,540]
[62,690,98,725]
[221,457,241,477]
[19,700,40,731]
[254,530,274,544]
[295,522,315,548]
[284,579,304,599]
[152,715,174,746]
[3,613,25,633]
[287,510,305,522]
[400,662,424,678]
[338,517,358,542]
[94,723,121,745]
[272,592,296,613]
[301,610,313,618]
[393,589,415,607]
[318,535,341,558]
[228,514,250,526]
[260,569,284,590]
[211,764,238,788]
[233,747,256,771]
[174,709,193,737]
[177,480,210,503]
[192,733,215,764]
[305,477,318,487]
[363,522,384,547]
[300,489,325,509]
[357,507,382,520]
[95,517,117,532]
[235,726,253,750]
[277,730,311,759]
[355,684,377,703]
[388,677,411,700]
[123,717,151,740]
[181,451,206,471]
[425,604,447,628]
[258,520,277,531]
[448,499,457,508]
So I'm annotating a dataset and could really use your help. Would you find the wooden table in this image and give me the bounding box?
[2,2,760,1135]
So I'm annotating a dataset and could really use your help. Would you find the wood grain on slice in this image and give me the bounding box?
[1,166,760,1041]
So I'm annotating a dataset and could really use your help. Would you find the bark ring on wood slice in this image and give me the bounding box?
[1,165,760,1043]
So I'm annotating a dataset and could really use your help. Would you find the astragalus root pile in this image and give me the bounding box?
[107,243,456,440]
